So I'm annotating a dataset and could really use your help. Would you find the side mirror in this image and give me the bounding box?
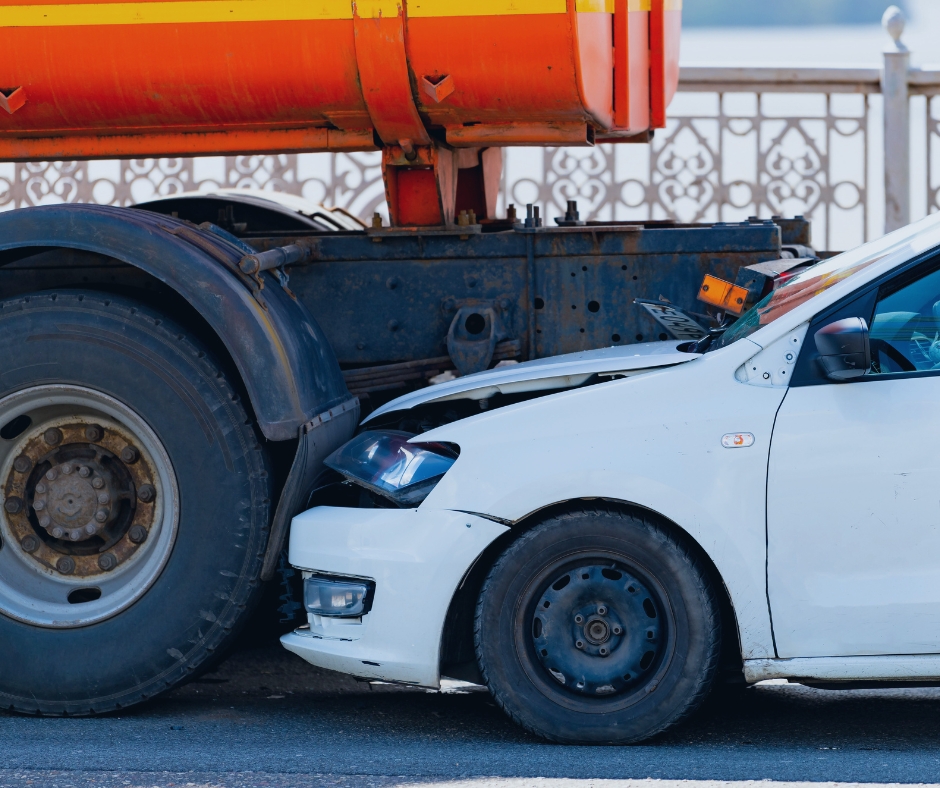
[814,317,871,381]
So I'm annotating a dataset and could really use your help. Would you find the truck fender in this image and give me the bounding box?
[0,204,359,578]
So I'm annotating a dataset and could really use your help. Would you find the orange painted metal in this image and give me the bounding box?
[0,16,372,159]
[611,4,654,134]
[1,128,377,162]
[662,3,683,125]
[454,147,501,219]
[0,87,26,115]
[445,123,592,148]
[613,0,629,128]
[406,14,585,129]
[0,0,682,162]
[382,144,456,226]
[0,0,682,225]
[353,3,430,146]
[650,0,666,128]
[421,75,455,105]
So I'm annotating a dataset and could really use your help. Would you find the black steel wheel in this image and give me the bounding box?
[0,291,271,715]
[475,506,722,744]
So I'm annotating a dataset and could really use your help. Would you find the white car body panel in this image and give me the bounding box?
[768,374,940,657]
[284,213,940,689]
[745,655,940,683]
[282,507,507,687]
[418,336,791,660]
[364,341,697,420]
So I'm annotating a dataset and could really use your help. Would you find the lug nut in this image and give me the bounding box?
[91,477,104,490]
[612,625,622,635]
[13,455,31,474]
[597,605,607,615]
[40,516,52,529]
[56,556,75,574]
[69,530,82,541]
[121,446,140,464]
[97,492,110,505]
[20,535,39,553]
[84,424,104,442]
[575,640,584,649]
[95,509,109,523]
[85,523,97,535]
[4,496,24,514]
[128,524,148,544]
[43,428,63,446]
[45,468,58,481]
[78,466,91,478]
[61,464,73,475]
[49,525,63,538]
[574,614,584,624]
[137,484,156,503]
[33,499,45,511]
[97,553,117,572]
[35,482,46,494]
[599,646,609,656]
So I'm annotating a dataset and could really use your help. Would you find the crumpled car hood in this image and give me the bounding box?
[364,341,699,422]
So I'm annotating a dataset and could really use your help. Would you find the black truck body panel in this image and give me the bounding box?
[243,220,787,396]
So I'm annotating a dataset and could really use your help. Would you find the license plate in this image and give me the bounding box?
[634,299,709,341]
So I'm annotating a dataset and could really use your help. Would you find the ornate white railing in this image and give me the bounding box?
[1,9,938,251]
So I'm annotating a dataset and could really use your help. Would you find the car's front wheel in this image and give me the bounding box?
[475,506,722,744]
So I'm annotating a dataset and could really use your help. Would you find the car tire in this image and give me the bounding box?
[0,290,271,715]
[474,505,721,744]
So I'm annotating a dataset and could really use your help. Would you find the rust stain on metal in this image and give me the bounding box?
[3,420,159,580]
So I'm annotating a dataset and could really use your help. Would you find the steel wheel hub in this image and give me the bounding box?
[532,563,663,697]
[0,385,178,627]
[34,449,124,542]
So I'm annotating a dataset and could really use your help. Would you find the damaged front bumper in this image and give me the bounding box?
[280,505,508,688]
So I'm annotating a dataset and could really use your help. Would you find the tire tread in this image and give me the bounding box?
[473,503,722,744]
[0,290,272,717]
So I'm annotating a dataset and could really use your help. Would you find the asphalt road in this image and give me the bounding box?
[3,644,940,788]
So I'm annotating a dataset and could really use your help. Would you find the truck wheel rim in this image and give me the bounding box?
[0,385,179,628]
[529,561,665,698]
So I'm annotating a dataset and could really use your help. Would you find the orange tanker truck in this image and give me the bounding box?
[0,0,805,714]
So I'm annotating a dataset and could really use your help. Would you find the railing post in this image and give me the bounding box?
[882,5,910,232]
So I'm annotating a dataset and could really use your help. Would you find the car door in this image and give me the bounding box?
[767,258,940,658]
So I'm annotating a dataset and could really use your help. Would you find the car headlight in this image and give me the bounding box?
[324,430,458,506]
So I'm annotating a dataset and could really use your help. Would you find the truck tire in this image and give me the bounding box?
[474,506,721,744]
[0,290,271,715]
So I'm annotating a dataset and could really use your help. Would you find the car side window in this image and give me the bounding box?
[869,263,940,375]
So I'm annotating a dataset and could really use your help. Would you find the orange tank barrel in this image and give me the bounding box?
[0,0,681,224]
[0,0,681,160]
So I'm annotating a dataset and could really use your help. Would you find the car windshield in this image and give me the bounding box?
[709,215,940,352]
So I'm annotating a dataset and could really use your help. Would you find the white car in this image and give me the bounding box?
[282,213,940,744]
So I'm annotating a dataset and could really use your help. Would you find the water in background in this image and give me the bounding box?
[683,0,910,28]
[682,0,938,66]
